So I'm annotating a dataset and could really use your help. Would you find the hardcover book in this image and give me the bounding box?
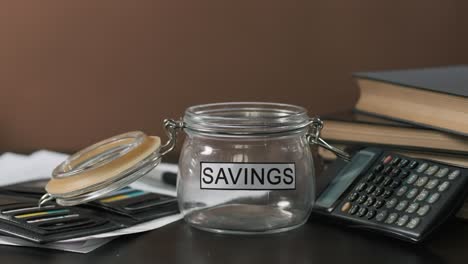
[354,66,468,136]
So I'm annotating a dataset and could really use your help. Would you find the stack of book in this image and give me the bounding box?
[319,65,468,218]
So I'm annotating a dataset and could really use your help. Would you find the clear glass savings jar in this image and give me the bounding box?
[39,102,349,234]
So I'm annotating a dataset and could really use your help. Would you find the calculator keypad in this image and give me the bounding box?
[338,153,466,234]
[448,170,460,180]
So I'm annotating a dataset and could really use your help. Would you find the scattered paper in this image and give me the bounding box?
[0,235,114,253]
[0,150,181,253]
[133,162,177,197]
[0,150,68,186]
[63,213,183,242]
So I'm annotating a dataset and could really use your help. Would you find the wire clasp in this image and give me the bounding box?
[306,117,351,162]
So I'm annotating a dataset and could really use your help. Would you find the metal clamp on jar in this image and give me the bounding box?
[39,102,350,234]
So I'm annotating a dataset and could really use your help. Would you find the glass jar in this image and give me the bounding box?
[39,102,349,235]
[178,102,315,234]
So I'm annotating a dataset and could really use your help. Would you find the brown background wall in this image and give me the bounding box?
[1,1,467,153]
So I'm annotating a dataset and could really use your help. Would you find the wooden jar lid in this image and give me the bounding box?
[45,132,161,196]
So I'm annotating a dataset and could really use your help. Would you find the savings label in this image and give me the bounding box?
[200,162,296,190]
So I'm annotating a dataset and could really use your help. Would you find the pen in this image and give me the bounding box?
[162,172,177,186]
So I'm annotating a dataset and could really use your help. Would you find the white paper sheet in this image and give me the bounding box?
[0,152,30,184]
[0,235,114,253]
[63,213,183,242]
[132,162,178,197]
[0,150,68,185]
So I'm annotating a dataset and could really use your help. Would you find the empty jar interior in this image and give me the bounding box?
[178,102,315,234]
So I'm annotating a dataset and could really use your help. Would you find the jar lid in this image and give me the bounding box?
[39,131,164,206]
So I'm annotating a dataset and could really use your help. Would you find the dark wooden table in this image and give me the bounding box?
[0,154,466,263]
[0,216,467,264]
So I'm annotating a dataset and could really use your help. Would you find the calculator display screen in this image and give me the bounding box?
[316,150,376,208]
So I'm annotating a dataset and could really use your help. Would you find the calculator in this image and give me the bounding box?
[312,147,468,242]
